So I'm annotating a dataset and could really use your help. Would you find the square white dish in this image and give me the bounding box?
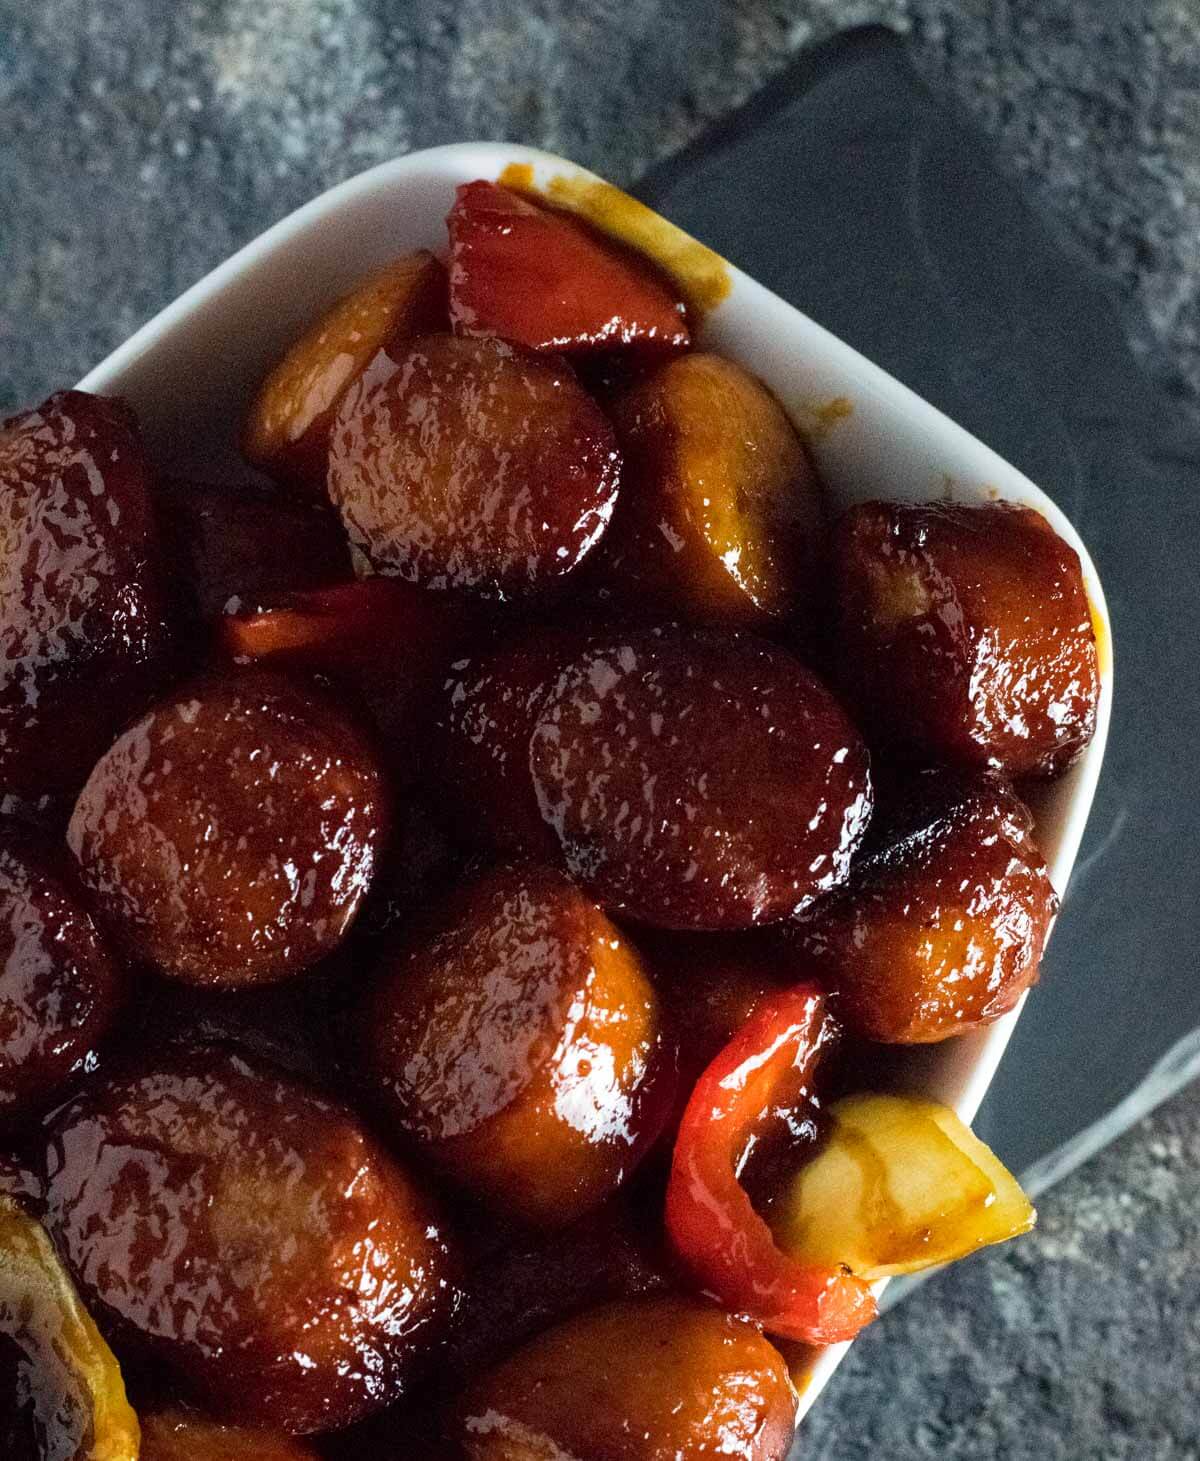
[76,141,1113,1429]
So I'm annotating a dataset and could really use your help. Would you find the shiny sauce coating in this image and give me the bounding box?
[0,390,176,812]
[0,833,123,1121]
[67,669,388,988]
[42,1046,459,1435]
[365,862,671,1226]
[530,627,873,929]
[328,335,620,598]
[831,501,1099,777]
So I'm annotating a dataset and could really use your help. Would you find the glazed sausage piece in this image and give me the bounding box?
[598,354,823,627]
[328,335,620,598]
[0,832,124,1122]
[831,501,1100,777]
[243,250,448,492]
[437,627,587,857]
[530,627,873,929]
[0,391,176,813]
[457,1296,796,1461]
[448,179,690,353]
[158,477,351,620]
[792,771,1059,1043]
[68,669,388,988]
[43,1046,459,1435]
[139,1409,320,1461]
[364,863,672,1227]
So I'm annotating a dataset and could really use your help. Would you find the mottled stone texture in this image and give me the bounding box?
[4,0,1200,413]
[1,1,1198,1455]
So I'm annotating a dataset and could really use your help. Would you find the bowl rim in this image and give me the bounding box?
[75,140,1113,1429]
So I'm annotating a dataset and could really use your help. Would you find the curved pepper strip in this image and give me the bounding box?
[447,179,691,353]
[665,985,878,1345]
[219,579,471,671]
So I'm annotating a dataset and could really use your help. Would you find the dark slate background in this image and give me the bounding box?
[1,3,1197,1457]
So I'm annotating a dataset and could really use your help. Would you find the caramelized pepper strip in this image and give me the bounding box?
[0,1196,139,1460]
[219,578,470,672]
[448,180,690,353]
[665,986,877,1344]
[219,578,476,746]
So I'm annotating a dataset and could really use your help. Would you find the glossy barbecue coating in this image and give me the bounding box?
[530,627,873,929]
[437,627,585,857]
[139,1409,320,1461]
[158,477,351,620]
[43,1046,459,1435]
[598,354,823,626]
[67,670,388,988]
[0,391,176,813]
[830,501,1100,777]
[364,863,671,1227]
[448,180,690,354]
[243,251,448,492]
[457,1296,796,1461]
[327,335,620,598]
[0,1196,140,1461]
[0,832,124,1122]
[792,772,1059,1043]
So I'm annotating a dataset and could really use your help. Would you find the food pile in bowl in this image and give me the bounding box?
[0,176,1100,1459]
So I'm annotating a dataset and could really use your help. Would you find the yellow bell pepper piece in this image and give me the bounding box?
[0,1196,139,1460]
[772,1093,1035,1281]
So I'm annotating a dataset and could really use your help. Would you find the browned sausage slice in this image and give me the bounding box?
[328,336,620,598]
[792,771,1059,1042]
[43,1046,459,1435]
[0,391,176,812]
[598,353,823,626]
[530,627,872,928]
[364,863,672,1227]
[457,1296,797,1461]
[831,501,1100,777]
[68,669,388,988]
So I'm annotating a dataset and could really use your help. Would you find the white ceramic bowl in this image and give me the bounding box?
[76,141,1113,1430]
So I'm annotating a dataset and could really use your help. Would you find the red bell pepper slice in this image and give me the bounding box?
[218,578,475,746]
[665,985,878,1345]
[219,578,470,673]
[447,180,690,353]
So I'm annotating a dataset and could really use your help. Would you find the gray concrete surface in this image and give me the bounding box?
[1,2,1197,1456]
